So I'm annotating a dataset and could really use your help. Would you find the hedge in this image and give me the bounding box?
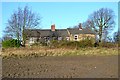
[2,39,21,48]
[49,38,95,48]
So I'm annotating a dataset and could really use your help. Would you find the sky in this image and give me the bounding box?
[0,1,119,38]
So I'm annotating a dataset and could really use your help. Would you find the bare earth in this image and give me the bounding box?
[2,55,118,78]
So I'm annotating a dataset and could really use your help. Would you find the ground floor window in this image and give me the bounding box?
[74,35,78,41]
[58,37,62,40]
[29,37,35,44]
[66,37,70,41]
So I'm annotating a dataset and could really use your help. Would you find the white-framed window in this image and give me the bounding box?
[66,37,70,41]
[74,35,78,41]
[58,37,62,40]
[29,37,35,44]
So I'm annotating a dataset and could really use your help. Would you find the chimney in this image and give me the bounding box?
[79,23,82,30]
[51,24,55,31]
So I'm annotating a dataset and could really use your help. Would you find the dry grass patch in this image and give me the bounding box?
[1,46,118,59]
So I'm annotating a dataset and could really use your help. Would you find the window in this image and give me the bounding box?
[29,37,34,44]
[74,35,78,41]
[58,37,62,40]
[66,37,70,41]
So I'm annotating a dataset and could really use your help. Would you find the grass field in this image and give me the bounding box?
[1,46,118,59]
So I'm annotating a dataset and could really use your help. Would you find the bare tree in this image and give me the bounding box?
[2,34,12,41]
[113,31,119,43]
[85,8,115,42]
[4,6,41,46]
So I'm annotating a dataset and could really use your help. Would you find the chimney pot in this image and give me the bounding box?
[51,24,55,31]
[79,23,82,30]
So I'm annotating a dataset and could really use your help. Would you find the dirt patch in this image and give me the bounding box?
[2,55,118,78]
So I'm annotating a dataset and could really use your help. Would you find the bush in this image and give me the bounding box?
[2,39,21,48]
[31,42,47,46]
[49,38,95,49]
[79,38,95,48]
[99,42,118,48]
[49,40,59,48]
[29,38,95,49]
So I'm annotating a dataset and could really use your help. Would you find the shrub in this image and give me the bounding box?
[2,39,21,48]
[79,38,94,48]
[49,40,59,48]
[99,42,118,48]
[49,38,95,49]
[29,38,95,49]
[31,42,41,46]
[39,41,47,46]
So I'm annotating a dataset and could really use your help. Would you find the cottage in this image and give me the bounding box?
[25,24,96,45]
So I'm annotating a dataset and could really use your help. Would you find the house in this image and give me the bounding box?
[25,24,96,45]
